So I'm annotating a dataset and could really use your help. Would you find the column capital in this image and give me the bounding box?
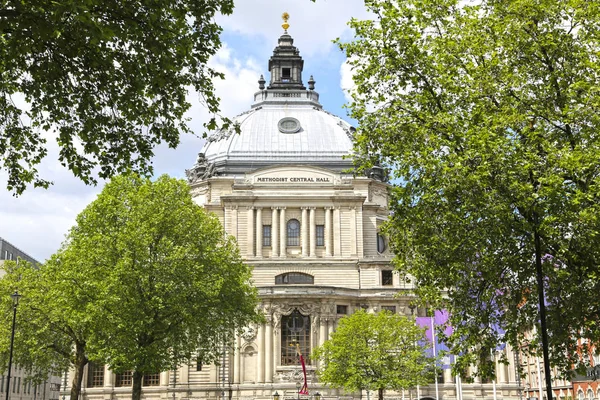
[301,206,310,210]
[324,206,334,210]
[271,206,279,210]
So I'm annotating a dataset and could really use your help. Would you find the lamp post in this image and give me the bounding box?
[296,381,301,400]
[6,290,22,400]
[273,392,280,400]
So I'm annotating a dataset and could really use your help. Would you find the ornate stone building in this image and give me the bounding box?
[72,20,526,400]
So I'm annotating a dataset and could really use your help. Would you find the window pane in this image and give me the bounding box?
[382,305,396,313]
[316,225,324,246]
[281,310,311,365]
[143,373,160,386]
[275,273,314,285]
[115,371,132,387]
[263,225,271,247]
[287,219,300,246]
[377,233,386,253]
[382,270,393,286]
[336,305,347,315]
[87,362,104,388]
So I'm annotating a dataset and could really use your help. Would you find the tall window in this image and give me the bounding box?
[382,270,393,286]
[316,225,325,246]
[281,310,311,365]
[287,219,300,246]
[263,225,272,247]
[87,362,104,388]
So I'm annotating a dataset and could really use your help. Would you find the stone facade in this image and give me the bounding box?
[69,22,525,400]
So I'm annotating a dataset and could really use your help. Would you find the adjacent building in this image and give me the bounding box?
[0,237,61,400]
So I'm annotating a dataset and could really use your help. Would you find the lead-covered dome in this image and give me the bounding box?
[186,30,356,182]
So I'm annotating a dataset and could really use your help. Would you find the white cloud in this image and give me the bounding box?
[1,0,368,261]
[217,0,369,58]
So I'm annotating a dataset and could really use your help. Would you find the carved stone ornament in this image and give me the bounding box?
[185,152,217,183]
[241,326,257,342]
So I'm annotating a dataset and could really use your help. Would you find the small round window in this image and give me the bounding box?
[377,233,387,253]
[278,117,301,133]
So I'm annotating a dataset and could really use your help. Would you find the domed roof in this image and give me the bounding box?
[185,30,356,182]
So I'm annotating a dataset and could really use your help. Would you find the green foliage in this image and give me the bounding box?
[0,261,72,382]
[0,173,261,400]
[312,310,434,399]
[339,0,600,379]
[56,173,261,400]
[0,0,235,195]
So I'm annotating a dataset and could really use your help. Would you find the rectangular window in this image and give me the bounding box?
[282,68,291,79]
[196,356,203,372]
[143,373,160,387]
[1,375,4,392]
[382,270,393,286]
[263,225,271,247]
[115,371,132,387]
[17,377,20,393]
[336,305,347,315]
[12,377,16,393]
[316,225,325,246]
[382,305,396,313]
[87,362,105,388]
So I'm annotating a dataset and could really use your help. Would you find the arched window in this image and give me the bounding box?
[275,272,314,284]
[287,219,300,246]
[578,390,584,400]
[587,390,593,400]
[281,309,311,365]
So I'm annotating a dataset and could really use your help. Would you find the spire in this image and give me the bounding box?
[282,12,290,33]
[267,13,305,90]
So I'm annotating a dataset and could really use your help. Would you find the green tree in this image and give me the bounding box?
[0,259,96,400]
[58,173,262,400]
[339,0,600,392]
[312,310,434,400]
[0,0,234,195]
[0,174,262,400]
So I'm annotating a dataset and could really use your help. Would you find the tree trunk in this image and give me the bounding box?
[132,370,143,400]
[70,343,88,400]
[378,388,384,400]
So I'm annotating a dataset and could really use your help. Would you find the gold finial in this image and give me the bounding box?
[282,12,290,32]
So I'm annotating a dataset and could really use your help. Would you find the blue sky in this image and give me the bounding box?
[0,0,370,262]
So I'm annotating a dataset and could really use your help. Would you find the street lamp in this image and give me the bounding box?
[6,290,22,400]
[314,392,321,400]
[296,381,301,400]
[273,392,280,400]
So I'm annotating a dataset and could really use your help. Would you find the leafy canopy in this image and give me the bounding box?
[60,174,262,377]
[339,0,600,378]
[312,310,434,399]
[0,0,233,195]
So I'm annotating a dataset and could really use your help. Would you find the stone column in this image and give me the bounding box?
[231,206,238,240]
[309,207,316,257]
[265,318,273,383]
[324,207,333,257]
[247,207,254,257]
[234,336,241,384]
[160,371,169,386]
[272,207,279,257]
[103,365,114,387]
[350,206,357,256]
[257,322,265,383]
[444,367,453,384]
[328,318,335,339]
[301,207,309,257]
[319,317,327,347]
[255,207,263,258]
[333,207,341,256]
[279,207,286,258]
